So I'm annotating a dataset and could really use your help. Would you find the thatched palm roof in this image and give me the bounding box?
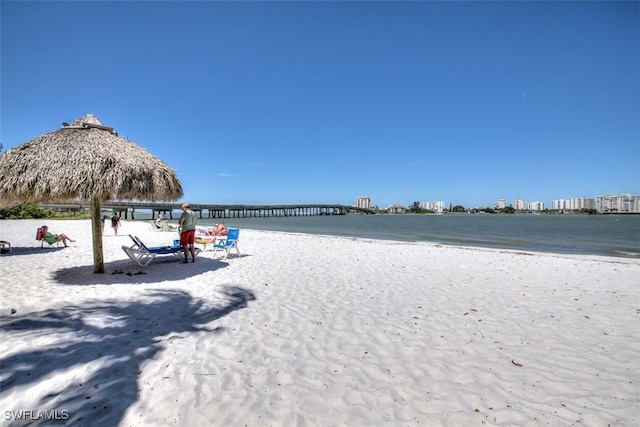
[0,114,182,205]
[0,114,183,273]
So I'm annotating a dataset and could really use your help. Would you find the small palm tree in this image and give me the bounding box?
[409,201,421,212]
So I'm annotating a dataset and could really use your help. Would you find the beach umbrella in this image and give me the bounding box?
[0,114,183,273]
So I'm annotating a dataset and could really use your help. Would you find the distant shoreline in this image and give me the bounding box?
[143,214,640,260]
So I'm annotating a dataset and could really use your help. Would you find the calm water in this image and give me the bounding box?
[145,213,640,259]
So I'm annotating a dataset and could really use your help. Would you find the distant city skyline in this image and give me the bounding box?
[373,192,639,212]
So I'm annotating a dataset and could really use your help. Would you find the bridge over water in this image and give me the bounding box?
[39,202,375,219]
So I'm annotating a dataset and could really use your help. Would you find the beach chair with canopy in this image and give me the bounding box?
[212,228,240,259]
[122,235,185,267]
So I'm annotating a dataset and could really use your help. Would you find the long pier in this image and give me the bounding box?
[39,202,375,219]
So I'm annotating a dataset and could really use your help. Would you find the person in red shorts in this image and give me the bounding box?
[178,202,198,263]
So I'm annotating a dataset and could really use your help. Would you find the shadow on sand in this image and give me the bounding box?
[51,256,231,286]
[0,286,256,426]
[0,246,66,256]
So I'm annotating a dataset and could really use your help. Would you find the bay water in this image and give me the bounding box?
[147,213,640,259]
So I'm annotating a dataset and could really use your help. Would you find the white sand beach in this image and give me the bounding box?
[0,219,638,426]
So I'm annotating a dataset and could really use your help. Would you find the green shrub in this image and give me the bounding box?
[0,203,55,219]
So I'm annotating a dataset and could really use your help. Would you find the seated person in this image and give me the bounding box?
[40,226,76,247]
[155,212,166,227]
[213,221,228,236]
[200,222,228,237]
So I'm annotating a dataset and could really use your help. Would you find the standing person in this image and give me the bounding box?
[111,213,121,235]
[179,203,197,263]
[101,212,108,233]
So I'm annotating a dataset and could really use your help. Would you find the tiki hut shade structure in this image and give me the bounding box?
[0,114,183,273]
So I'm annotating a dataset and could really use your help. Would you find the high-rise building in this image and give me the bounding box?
[570,197,596,211]
[419,201,446,213]
[552,199,571,210]
[528,201,545,211]
[495,199,506,209]
[595,193,640,213]
[356,195,371,210]
[513,199,525,210]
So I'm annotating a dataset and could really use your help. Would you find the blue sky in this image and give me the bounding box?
[1,1,638,209]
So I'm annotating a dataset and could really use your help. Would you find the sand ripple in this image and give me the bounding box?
[0,220,638,426]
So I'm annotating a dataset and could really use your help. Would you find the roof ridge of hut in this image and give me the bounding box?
[65,114,115,134]
[71,114,101,126]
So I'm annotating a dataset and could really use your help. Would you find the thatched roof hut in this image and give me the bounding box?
[0,114,183,273]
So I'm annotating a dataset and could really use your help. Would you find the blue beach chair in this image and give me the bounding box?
[212,228,240,259]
